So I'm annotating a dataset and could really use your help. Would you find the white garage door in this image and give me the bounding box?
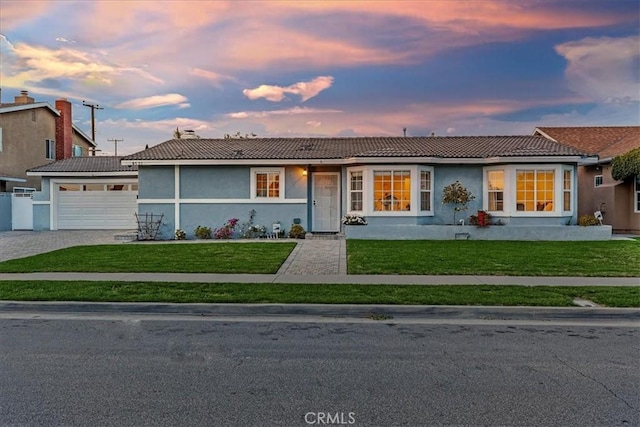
[56,183,138,229]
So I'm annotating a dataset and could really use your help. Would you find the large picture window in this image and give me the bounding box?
[516,169,554,212]
[373,170,411,211]
[251,168,284,200]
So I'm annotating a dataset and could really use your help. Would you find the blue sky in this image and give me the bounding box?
[1,0,638,155]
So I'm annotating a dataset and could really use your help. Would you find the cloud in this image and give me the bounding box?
[227,106,342,118]
[55,37,76,44]
[115,93,189,110]
[306,121,322,128]
[189,68,237,87]
[555,35,640,102]
[243,76,334,102]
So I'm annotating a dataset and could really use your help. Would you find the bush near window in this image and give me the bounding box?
[194,225,212,239]
[442,181,475,223]
[611,148,640,181]
[469,210,491,227]
[214,218,239,239]
[578,214,600,226]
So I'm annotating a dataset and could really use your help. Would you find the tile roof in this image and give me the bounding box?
[535,126,640,158]
[123,136,586,162]
[28,156,138,173]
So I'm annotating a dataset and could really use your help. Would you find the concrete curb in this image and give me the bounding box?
[1,301,638,322]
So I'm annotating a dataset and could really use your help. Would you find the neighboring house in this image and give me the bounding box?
[119,136,606,240]
[28,156,138,230]
[0,90,97,192]
[534,126,640,234]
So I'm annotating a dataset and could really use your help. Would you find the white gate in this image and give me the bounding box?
[12,187,35,230]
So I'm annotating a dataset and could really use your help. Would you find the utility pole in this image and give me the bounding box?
[107,138,123,156]
[82,101,103,155]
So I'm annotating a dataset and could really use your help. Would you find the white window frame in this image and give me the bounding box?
[485,169,505,213]
[345,165,433,217]
[250,167,285,201]
[0,127,3,152]
[562,167,573,213]
[594,175,603,187]
[45,139,55,160]
[483,164,573,217]
[635,175,640,213]
[72,145,83,157]
[348,170,364,213]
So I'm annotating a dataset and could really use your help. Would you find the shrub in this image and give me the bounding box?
[578,214,600,226]
[289,224,306,239]
[611,147,640,181]
[442,181,475,223]
[469,210,492,227]
[214,218,239,239]
[194,225,212,239]
[175,229,187,240]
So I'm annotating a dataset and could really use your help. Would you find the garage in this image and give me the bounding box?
[27,157,139,231]
[56,182,138,229]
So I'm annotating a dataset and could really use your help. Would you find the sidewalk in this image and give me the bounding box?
[0,272,638,286]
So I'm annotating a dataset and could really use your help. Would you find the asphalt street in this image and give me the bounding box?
[1,315,638,426]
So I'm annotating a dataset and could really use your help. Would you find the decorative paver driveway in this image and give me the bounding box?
[0,230,128,262]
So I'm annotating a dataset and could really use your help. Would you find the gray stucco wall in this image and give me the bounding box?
[33,204,50,231]
[138,204,175,240]
[180,166,249,199]
[139,166,174,199]
[0,193,11,231]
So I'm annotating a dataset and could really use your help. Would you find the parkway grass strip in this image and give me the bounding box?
[0,282,638,307]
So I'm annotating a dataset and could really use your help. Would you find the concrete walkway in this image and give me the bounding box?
[277,239,347,275]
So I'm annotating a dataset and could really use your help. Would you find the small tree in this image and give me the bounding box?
[611,147,640,181]
[442,181,475,224]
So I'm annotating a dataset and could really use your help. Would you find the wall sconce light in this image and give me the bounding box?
[302,168,308,176]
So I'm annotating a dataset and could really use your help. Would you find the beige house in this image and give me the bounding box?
[534,126,640,234]
[0,91,96,191]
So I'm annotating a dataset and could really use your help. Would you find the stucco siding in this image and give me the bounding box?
[180,166,248,199]
[138,166,175,199]
[285,166,308,199]
[0,108,56,191]
[0,193,11,231]
[180,203,307,239]
[33,204,50,231]
[433,165,483,224]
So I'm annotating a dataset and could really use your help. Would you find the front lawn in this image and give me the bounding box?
[0,281,637,307]
[0,242,296,274]
[347,240,640,277]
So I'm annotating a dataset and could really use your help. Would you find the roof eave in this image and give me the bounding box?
[27,171,139,177]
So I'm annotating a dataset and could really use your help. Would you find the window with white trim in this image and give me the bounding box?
[420,170,431,211]
[563,169,572,211]
[45,139,55,160]
[484,165,573,216]
[487,170,504,212]
[635,176,640,213]
[516,169,554,212]
[373,169,411,211]
[72,145,83,157]
[251,168,284,200]
[349,170,363,211]
[0,127,3,152]
[594,175,603,187]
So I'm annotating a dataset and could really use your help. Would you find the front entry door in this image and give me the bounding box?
[312,173,340,232]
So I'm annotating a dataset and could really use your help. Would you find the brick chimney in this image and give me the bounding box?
[55,98,73,160]
[15,90,34,104]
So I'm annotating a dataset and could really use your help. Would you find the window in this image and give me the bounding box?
[349,171,363,211]
[635,176,640,213]
[420,170,431,211]
[72,145,83,157]
[0,127,3,152]
[487,170,504,211]
[563,169,572,211]
[31,110,36,122]
[373,170,411,211]
[251,168,283,200]
[45,139,55,160]
[516,169,554,212]
[58,184,80,191]
[594,175,603,187]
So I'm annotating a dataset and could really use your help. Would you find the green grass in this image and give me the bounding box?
[347,240,640,277]
[0,243,296,274]
[0,281,637,307]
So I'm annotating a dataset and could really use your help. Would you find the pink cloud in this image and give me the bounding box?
[243,76,334,102]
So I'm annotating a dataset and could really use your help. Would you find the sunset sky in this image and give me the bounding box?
[1,0,638,155]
